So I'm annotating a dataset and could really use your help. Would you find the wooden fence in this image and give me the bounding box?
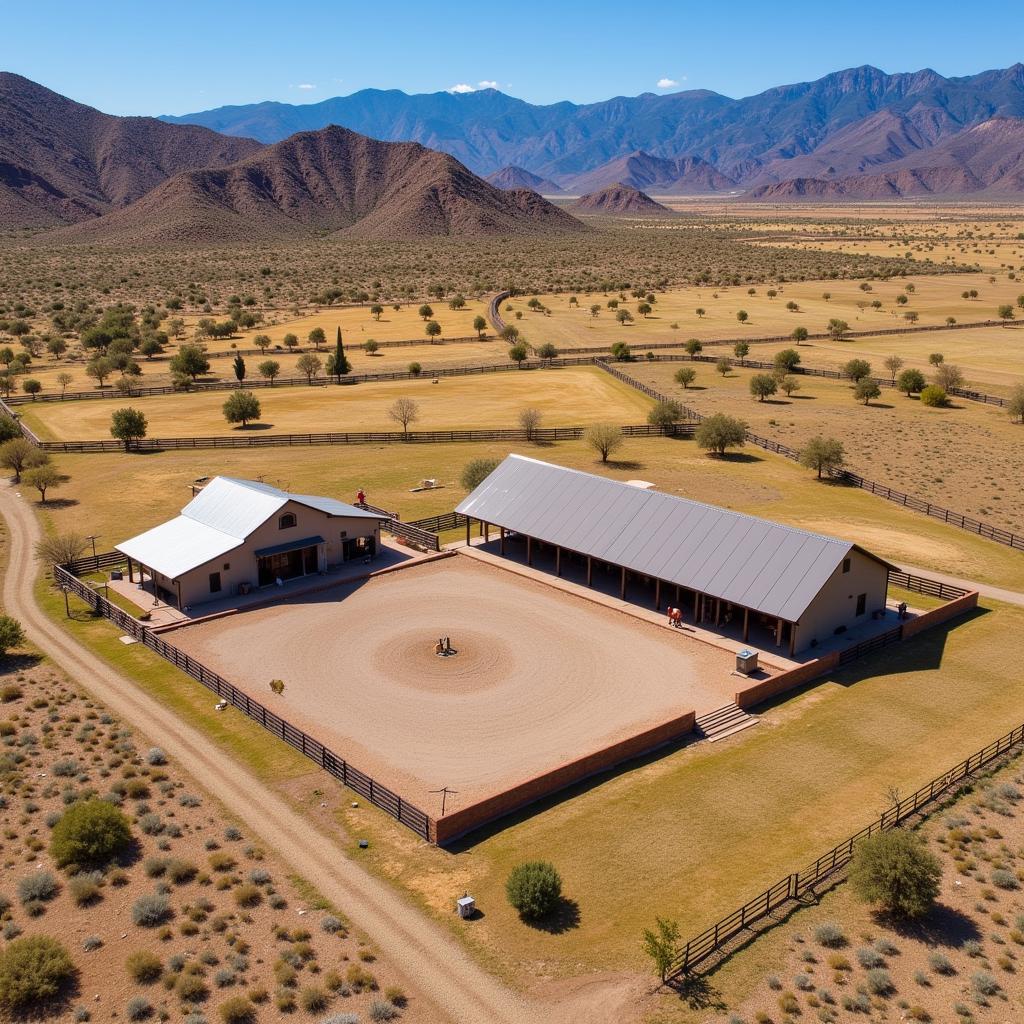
[52,562,433,840]
[669,721,1024,977]
[593,361,1024,552]
[888,570,969,600]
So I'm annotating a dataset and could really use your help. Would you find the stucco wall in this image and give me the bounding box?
[795,550,889,651]
[140,500,380,607]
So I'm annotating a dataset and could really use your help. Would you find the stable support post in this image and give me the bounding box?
[484,522,489,543]
[655,578,661,610]
[743,607,750,643]
[586,555,593,587]
[694,591,700,621]
[127,558,134,583]
[527,536,533,566]
[715,598,722,626]
[789,623,797,657]
[555,546,562,577]
[620,566,627,600]
[500,527,506,556]
[775,617,784,647]
[465,517,472,547]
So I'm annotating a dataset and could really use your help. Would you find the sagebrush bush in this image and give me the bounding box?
[126,950,162,983]
[218,996,255,1024]
[132,893,171,927]
[68,872,102,907]
[814,922,846,948]
[370,999,399,1022]
[125,996,152,1021]
[0,935,77,1013]
[866,968,894,995]
[299,986,328,1012]
[50,798,132,867]
[972,971,999,996]
[18,870,58,904]
[505,860,562,920]
[991,869,1019,890]
[321,914,344,934]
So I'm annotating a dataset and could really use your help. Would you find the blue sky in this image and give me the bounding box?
[8,1,1024,114]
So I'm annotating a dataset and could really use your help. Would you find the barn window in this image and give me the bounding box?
[278,512,297,530]
[842,557,851,574]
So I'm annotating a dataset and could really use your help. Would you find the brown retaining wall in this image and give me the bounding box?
[431,709,696,844]
[735,652,840,710]
[901,591,980,639]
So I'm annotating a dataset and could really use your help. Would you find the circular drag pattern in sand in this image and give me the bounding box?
[372,629,513,694]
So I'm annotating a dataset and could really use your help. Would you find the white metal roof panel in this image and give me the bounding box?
[116,517,241,579]
[456,455,892,622]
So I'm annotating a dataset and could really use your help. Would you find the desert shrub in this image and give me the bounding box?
[384,986,406,1007]
[1,684,23,703]
[209,852,236,872]
[972,971,999,996]
[0,935,77,1013]
[300,986,329,1012]
[814,922,847,948]
[82,936,102,952]
[991,869,1018,890]
[18,869,58,904]
[0,720,14,736]
[370,1000,399,1021]
[126,951,162,983]
[146,747,166,765]
[928,951,955,975]
[214,969,236,988]
[321,1016,359,1024]
[345,964,377,992]
[218,996,254,1024]
[224,826,242,841]
[179,792,202,808]
[184,1015,207,1024]
[856,947,885,969]
[176,973,209,1002]
[866,968,894,995]
[234,884,262,908]
[321,914,344,934]
[50,798,132,867]
[963,940,984,958]
[69,872,103,906]
[248,868,271,885]
[778,992,799,1014]
[138,813,164,836]
[505,860,562,920]
[53,758,80,777]
[126,996,152,1020]
[132,893,171,927]
[919,384,948,407]
[849,830,942,919]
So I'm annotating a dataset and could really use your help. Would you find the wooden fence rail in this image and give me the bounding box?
[670,721,1024,977]
[593,361,1024,552]
[52,563,432,840]
[888,570,969,601]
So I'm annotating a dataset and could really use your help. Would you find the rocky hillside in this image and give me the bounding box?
[49,125,585,244]
[570,184,672,215]
[485,165,563,193]
[0,72,262,228]
[567,151,736,194]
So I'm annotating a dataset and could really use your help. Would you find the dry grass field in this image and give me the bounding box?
[628,361,1024,534]
[17,365,651,439]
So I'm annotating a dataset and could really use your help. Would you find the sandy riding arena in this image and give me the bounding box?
[172,557,737,816]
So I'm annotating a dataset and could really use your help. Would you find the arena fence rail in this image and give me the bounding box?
[51,561,433,841]
[668,720,1024,980]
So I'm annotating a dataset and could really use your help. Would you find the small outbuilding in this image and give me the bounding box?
[116,477,384,608]
[456,455,897,654]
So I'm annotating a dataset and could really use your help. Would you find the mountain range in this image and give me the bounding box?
[0,73,582,242]
[159,64,1024,196]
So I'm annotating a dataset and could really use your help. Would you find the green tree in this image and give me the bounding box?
[51,798,132,868]
[919,384,948,407]
[232,354,246,382]
[283,333,299,350]
[23,463,61,502]
[253,334,272,353]
[169,345,209,381]
[473,315,487,338]
[328,328,350,381]
[363,338,379,355]
[854,380,882,405]
[0,438,47,482]
[1007,383,1024,423]
[370,304,384,321]
[616,309,633,326]
[0,936,77,1014]
[733,341,750,364]
[897,368,926,396]
[536,342,558,364]
[684,338,703,356]
[505,861,562,921]
[258,359,280,385]
[222,391,261,427]
[777,374,800,397]
[85,355,115,387]
[637,302,652,317]
[500,324,520,344]
[641,917,681,982]
[774,348,801,372]
[695,413,747,456]
[883,355,903,382]
[509,343,529,367]
[928,352,944,366]
[647,399,684,428]
[610,341,632,361]
[425,320,442,340]
[844,358,872,382]
[749,373,777,401]
[849,830,941,919]
[418,304,433,321]
[408,362,422,377]
[296,352,322,383]
[791,326,809,344]
[998,304,1015,320]
[308,327,326,349]
[827,318,849,340]
[674,366,696,389]
[460,457,501,491]
[109,408,148,451]
[583,423,624,463]
[736,309,748,323]
[21,378,41,400]
[0,615,26,657]
[799,436,845,479]
[716,356,732,376]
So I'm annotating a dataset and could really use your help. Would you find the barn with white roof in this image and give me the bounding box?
[116,477,384,609]
[456,455,896,654]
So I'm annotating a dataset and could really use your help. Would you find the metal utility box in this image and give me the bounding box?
[736,649,759,675]
[456,895,476,919]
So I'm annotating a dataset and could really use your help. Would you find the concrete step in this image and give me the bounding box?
[694,702,757,741]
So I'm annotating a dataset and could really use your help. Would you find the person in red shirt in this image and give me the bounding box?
[356,489,366,505]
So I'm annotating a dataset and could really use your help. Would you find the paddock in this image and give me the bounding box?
[169,556,739,821]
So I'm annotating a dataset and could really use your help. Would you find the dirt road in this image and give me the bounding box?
[0,482,553,1024]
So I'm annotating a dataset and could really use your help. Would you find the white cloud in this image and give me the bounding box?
[478,80,498,89]
[448,83,476,93]
[298,83,316,90]
[656,77,679,89]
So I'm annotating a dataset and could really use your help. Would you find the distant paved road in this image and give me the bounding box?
[898,564,1024,608]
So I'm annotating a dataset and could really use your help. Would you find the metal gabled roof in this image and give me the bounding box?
[115,517,242,580]
[456,455,892,623]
